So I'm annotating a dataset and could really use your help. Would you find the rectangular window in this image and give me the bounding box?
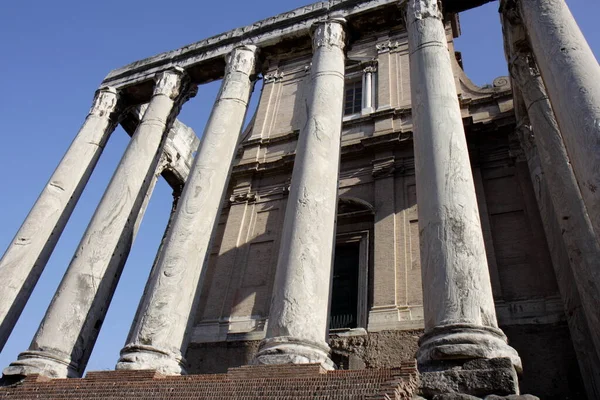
[344,80,362,116]
[330,243,360,330]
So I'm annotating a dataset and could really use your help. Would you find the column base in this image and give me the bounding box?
[419,358,520,398]
[252,336,336,370]
[3,350,78,379]
[116,344,186,375]
[416,324,522,373]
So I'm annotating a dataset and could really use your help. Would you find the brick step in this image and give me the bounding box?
[0,363,418,399]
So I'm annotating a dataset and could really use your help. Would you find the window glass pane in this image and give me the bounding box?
[344,80,362,115]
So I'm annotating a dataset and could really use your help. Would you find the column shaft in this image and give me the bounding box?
[502,13,600,394]
[363,67,374,113]
[116,45,258,375]
[3,69,190,379]
[519,0,600,238]
[0,87,119,352]
[405,0,520,369]
[253,18,346,369]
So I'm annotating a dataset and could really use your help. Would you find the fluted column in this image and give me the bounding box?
[253,18,346,369]
[405,0,521,370]
[518,0,600,239]
[0,87,120,353]
[3,68,192,379]
[116,45,258,375]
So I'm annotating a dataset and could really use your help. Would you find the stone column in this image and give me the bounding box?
[362,64,376,114]
[253,18,346,369]
[116,45,258,375]
[502,10,600,396]
[405,0,521,370]
[0,87,120,353]
[518,0,600,239]
[3,68,192,379]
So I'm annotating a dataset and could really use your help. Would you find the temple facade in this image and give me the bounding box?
[1,0,599,399]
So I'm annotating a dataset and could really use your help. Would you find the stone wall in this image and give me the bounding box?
[183,20,585,399]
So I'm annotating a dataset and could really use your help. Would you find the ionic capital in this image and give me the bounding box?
[89,86,119,117]
[226,45,259,76]
[264,71,284,84]
[154,67,188,100]
[310,18,347,50]
[376,40,401,53]
[363,61,378,74]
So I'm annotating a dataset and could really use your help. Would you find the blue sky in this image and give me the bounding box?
[0,0,598,374]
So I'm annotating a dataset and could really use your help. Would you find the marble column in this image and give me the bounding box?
[518,0,600,239]
[0,87,120,353]
[253,18,346,369]
[3,68,192,379]
[362,64,376,114]
[405,0,521,370]
[502,12,600,394]
[116,45,258,375]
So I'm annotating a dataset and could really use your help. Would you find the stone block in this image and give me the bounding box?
[419,358,519,398]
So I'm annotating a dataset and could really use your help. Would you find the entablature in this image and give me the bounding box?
[100,0,488,105]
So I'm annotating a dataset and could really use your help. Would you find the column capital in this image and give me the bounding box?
[154,67,188,100]
[401,0,443,22]
[225,45,259,76]
[89,86,119,117]
[363,61,378,74]
[310,17,347,50]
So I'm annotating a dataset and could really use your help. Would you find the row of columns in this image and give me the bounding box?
[0,0,597,385]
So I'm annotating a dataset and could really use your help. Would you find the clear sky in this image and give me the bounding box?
[0,0,598,374]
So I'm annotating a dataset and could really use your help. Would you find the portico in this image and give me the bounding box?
[0,0,598,397]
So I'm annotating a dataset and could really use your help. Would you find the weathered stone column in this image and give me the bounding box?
[405,0,521,371]
[3,68,192,379]
[116,45,258,375]
[518,0,600,238]
[501,10,600,396]
[253,18,346,369]
[0,87,120,353]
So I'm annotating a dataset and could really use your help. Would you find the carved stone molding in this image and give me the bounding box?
[264,71,284,83]
[493,76,510,88]
[229,191,258,205]
[376,40,401,53]
[372,156,396,178]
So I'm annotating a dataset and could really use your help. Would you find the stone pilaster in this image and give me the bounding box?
[517,0,600,240]
[404,0,521,373]
[3,68,192,379]
[252,18,347,369]
[0,87,120,353]
[116,45,259,375]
